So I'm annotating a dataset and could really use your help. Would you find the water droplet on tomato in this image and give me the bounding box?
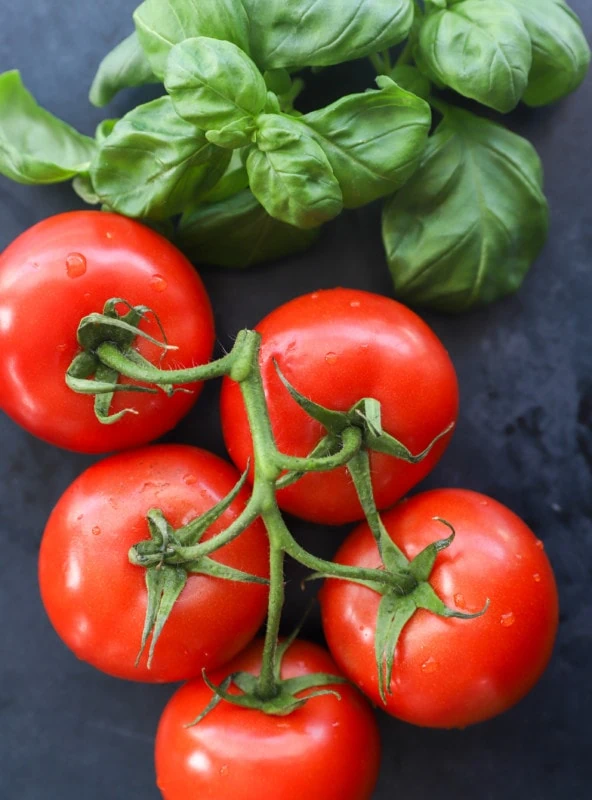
[421,657,439,674]
[332,721,340,727]
[105,232,113,239]
[311,292,319,300]
[500,612,515,627]
[56,343,68,353]
[480,499,488,506]
[533,573,542,583]
[31,262,40,270]
[91,526,101,536]
[325,352,337,365]
[150,274,168,292]
[454,593,466,609]
[360,343,369,351]
[183,473,198,486]
[350,300,361,308]
[536,539,545,550]
[66,253,87,278]
[220,765,229,776]
[515,553,524,560]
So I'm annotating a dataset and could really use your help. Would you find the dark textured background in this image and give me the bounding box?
[1,2,590,798]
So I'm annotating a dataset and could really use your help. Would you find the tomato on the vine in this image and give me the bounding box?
[39,445,269,682]
[155,638,381,799]
[320,489,559,728]
[221,288,458,524]
[0,211,214,453]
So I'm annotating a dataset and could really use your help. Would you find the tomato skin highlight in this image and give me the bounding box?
[155,639,381,800]
[0,211,214,453]
[320,489,559,728]
[38,445,269,682]
[220,288,458,525]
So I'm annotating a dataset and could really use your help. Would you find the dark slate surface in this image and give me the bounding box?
[0,2,590,798]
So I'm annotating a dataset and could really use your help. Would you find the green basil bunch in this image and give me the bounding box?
[0,0,589,312]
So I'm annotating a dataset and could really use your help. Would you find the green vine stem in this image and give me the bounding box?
[66,300,471,706]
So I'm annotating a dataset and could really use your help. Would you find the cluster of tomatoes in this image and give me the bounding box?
[0,212,559,799]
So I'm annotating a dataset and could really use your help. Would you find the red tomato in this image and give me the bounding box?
[155,638,380,799]
[220,288,458,524]
[0,211,214,453]
[38,445,269,682]
[320,489,559,728]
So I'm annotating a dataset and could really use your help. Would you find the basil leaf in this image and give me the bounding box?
[95,119,118,143]
[247,114,343,229]
[302,77,431,208]
[506,0,591,106]
[178,189,320,267]
[134,0,413,73]
[89,32,158,107]
[388,65,432,101]
[72,174,100,205]
[0,70,96,184]
[382,105,549,312]
[415,0,532,113]
[247,0,414,69]
[134,0,251,79]
[165,37,267,136]
[201,150,249,204]
[90,96,230,219]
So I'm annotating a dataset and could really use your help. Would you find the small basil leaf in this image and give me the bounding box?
[165,37,267,134]
[382,105,549,312]
[89,32,158,107]
[72,174,100,205]
[247,0,414,69]
[247,114,343,229]
[91,96,230,219]
[200,150,249,204]
[178,189,320,268]
[415,0,532,113]
[302,77,431,208]
[506,0,591,106]
[264,69,292,96]
[95,119,119,143]
[388,65,432,101]
[133,0,251,79]
[0,70,96,184]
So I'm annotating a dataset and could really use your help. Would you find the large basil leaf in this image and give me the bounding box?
[507,0,591,106]
[382,105,549,313]
[415,0,532,113]
[302,77,431,208]
[89,32,158,107]
[90,96,230,219]
[246,0,414,69]
[246,114,343,229]
[134,0,413,74]
[0,71,96,184]
[165,37,267,137]
[134,0,251,79]
[178,189,319,267]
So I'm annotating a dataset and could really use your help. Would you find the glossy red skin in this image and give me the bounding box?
[0,211,214,453]
[155,638,381,800]
[220,288,458,524]
[320,489,559,728]
[38,445,269,682]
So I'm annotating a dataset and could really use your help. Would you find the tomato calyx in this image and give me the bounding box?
[65,299,181,424]
[128,467,268,670]
[273,361,455,471]
[186,634,347,727]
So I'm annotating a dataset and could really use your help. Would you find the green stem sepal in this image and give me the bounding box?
[185,628,348,727]
[371,521,489,704]
[128,469,268,670]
